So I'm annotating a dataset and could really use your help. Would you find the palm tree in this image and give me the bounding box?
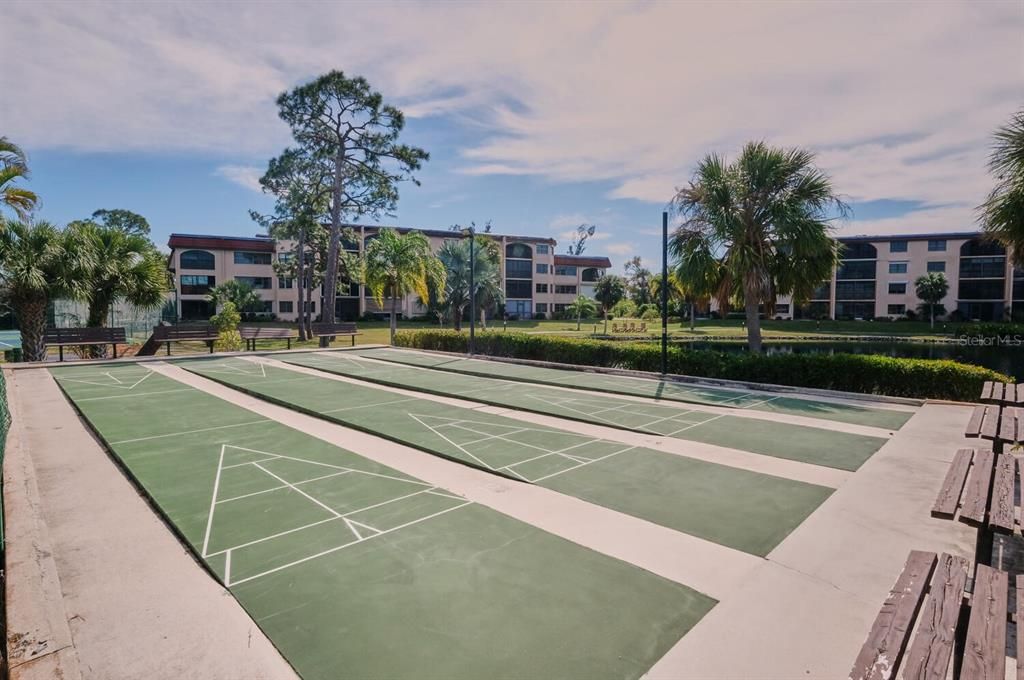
[208,280,262,314]
[650,272,705,331]
[914,272,949,329]
[670,142,845,352]
[0,220,92,361]
[0,137,39,219]
[437,238,503,331]
[593,274,626,334]
[567,295,597,331]
[71,223,168,357]
[364,229,445,343]
[980,108,1024,261]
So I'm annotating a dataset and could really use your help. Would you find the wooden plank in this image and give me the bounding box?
[960,449,996,527]
[1016,384,1024,405]
[901,553,970,680]
[988,453,1016,533]
[966,405,986,438]
[980,406,1000,441]
[962,563,1008,680]
[1017,575,1024,680]
[992,382,1005,404]
[931,448,974,518]
[982,381,994,401]
[998,408,1018,444]
[849,551,937,680]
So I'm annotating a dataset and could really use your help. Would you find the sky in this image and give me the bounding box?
[3,1,1022,272]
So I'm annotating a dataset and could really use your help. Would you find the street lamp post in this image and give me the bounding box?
[661,211,668,375]
[466,224,476,355]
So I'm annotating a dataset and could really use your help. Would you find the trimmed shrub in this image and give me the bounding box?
[393,329,1010,401]
[954,322,1024,339]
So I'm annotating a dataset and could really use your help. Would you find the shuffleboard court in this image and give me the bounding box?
[278,350,888,471]
[0,329,21,350]
[50,362,716,680]
[178,357,833,556]
[354,347,915,430]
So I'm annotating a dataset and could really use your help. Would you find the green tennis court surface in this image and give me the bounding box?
[355,347,915,430]
[278,350,887,471]
[0,330,20,350]
[50,363,715,680]
[179,357,833,556]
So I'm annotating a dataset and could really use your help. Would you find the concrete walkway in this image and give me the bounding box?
[2,368,299,680]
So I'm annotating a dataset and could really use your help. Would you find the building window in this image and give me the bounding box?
[811,282,831,300]
[535,283,549,294]
[887,304,906,315]
[835,281,875,300]
[256,301,273,313]
[581,268,601,282]
[506,300,531,317]
[961,239,1006,257]
[536,244,550,255]
[278,277,294,289]
[888,282,907,294]
[889,240,908,253]
[235,276,272,289]
[555,285,578,295]
[505,259,533,279]
[304,301,316,313]
[554,265,577,276]
[180,250,215,270]
[843,242,878,259]
[960,256,1006,279]
[834,301,875,319]
[505,243,532,259]
[234,251,272,265]
[278,252,294,263]
[928,239,947,252]
[926,261,946,273]
[535,303,548,313]
[775,304,790,314]
[536,263,549,274]
[958,280,1005,300]
[180,275,215,295]
[505,280,532,298]
[180,299,214,320]
[836,260,875,280]
[889,262,908,274]
[279,301,294,314]
[553,304,567,313]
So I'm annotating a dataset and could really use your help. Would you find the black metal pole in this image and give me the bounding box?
[468,226,476,355]
[661,211,669,375]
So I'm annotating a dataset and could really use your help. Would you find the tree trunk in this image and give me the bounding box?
[930,305,935,329]
[86,295,113,358]
[304,269,314,338]
[453,307,462,332]
[690,301,695,332]
[295,227,307,342]
[603,310,608,335]
[17,297,48,362]
[389,282,398,344]
[480,306,486,329]
[744,284,763,354]
[576,309,582,331]
[321,149,345,347]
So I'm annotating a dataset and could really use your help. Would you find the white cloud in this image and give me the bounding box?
[214,165,264,193]
[605,243,634,256]
[3,1,1021,235]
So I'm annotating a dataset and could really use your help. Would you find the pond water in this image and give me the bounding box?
[677,340,1024,380]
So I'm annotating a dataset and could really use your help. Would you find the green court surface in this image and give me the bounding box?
[178,357,833,556]
[50,363,715,680]
[354,347,915,430]
[278,351,887,472]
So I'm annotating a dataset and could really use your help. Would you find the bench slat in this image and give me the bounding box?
[1016,384,1024,405]
[960,449,996,527]
[962,563,1008,680]
[1017,575,1024,680]
[992,382,1005,404]
[239,327,298,339]
[966,405,987,438]
[980,406,1000,440]
[849,551,937,680]
[981,381,994,401]
[931,448,974,519]
[998,407,1018,443]
[989,452,1016,533]
[901,553,969,680]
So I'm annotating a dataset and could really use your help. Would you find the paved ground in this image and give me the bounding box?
[2,348,978,679]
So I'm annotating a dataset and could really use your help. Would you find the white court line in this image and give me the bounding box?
[108,420,269,445]
[321,397,421,414]
[201,445,227,557]
[105,371,123,385]
[224,550,233,586]
[58,370,153,391]
[228,501,472,587]
[206,487,452,557]
[253,463,342,518]
[663,413,729,436]
[215,470,351,504]
[75,388,194,402]
[410,414,495,470]
[631,409,715,431]
[528,445,637,484]
[739,395,783,409]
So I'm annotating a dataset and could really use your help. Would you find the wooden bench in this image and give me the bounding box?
[44,327,127,361]
[850,550,1010,680]
[151,324,219,355]
[310,322,360,346]
[965,404,1021,449]
[981,380,1024,406]
[932,447,1019,535]
[239,326,298,351]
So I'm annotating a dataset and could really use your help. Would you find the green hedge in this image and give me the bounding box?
[954,322,1024,339]
[393,329,1011,401]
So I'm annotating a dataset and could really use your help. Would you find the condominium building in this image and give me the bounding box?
[770,231,1020,321]
[167,227,612,322]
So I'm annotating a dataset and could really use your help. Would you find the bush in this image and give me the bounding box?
[393,329,1009,400]
[640,308,660,321]
[611,299,638,318]
[211,301,243,352]
[954,322,1024,339]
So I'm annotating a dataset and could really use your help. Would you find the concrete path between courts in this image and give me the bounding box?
[248,355,852,488]
[2,368,300,680]
[150,361,762,601]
